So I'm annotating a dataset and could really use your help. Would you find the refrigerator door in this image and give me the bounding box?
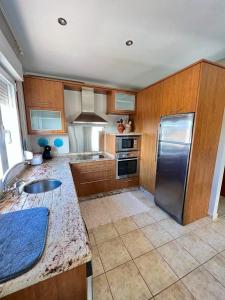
[159,113,194,144]
[155,113,194,224]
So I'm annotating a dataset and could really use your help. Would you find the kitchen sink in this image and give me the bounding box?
[23,179,62,194]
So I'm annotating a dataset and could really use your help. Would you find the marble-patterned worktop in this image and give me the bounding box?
[0,156,92,298]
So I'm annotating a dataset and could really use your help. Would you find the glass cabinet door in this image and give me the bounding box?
[30,110,62,131]
[115,93,135,111]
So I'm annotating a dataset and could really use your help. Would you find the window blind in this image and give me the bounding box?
[0,77,9,105]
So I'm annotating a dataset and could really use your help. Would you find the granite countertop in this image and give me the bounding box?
[0,156,92,298]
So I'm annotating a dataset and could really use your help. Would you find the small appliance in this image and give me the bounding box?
[42,145,52,160]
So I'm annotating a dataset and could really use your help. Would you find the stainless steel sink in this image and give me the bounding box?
[23,179,62,194]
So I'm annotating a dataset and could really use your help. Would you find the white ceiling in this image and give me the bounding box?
[1,0,225,89]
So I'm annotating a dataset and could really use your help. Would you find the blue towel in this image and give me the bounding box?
[0,207,49,283]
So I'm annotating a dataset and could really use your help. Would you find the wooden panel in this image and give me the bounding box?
[25,107,66,135]
[161,64,200,115]
[135,82,162,193]
[3,264,86,300]
[107,90,136,115]
[23,77,64,109]
[105,134,116,155]
[184,62,225,224]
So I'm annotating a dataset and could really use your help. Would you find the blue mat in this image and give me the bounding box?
[0,207,49,283]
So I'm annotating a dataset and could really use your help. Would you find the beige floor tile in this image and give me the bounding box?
[92,246,104,277]
[158,241,199,278]
[131,189,156,208]
[132,212,156,228]
[177,232,217,263]
[93,274,113,300]
[104,192,150,222]
[141,223,174,248]
[93,223,118,244]
[158,219,190,238]
[185,216,212,231]
[207,221,225,237]
[113,217,138,235]
[98,237,131,271]
[134,250,178,295]
[147,206,169,221]
[154,281,194,300]
[89,232,96,246]
[195,225,225,252]
[182,266,225,299]
[106,261,152,300]
[121,229,154,258]
[204,254,225,286]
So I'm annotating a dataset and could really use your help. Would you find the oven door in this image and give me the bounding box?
[116,137,138,152]
[116,157,139,179]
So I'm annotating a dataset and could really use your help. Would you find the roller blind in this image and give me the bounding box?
[0,77,9,105]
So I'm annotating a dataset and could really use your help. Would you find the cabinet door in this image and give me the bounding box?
[23,77,64,109]
[26,108,66,134]
[161,64,200,115]
[115,93,135,111]
[136,83,162,193]
[107,91,136,114]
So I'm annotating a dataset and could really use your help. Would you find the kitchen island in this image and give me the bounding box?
[0,156,92,299]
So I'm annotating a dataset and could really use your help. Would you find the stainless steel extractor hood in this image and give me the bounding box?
[71,87,108,124]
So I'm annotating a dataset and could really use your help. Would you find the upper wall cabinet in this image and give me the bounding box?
[23,76,66,135]
[107,90,136,114]
[161,64,200,115]
[23,77,64,109]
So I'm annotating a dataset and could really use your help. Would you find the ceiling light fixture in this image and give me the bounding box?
[125,40,133,46]
[58,17,67,26]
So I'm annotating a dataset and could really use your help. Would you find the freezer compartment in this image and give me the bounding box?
[155,141,191,224]
[159,113,194,144]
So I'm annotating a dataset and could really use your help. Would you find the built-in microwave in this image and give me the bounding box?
[116,135,140,152]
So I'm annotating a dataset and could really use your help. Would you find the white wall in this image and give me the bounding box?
[208,108,225,219]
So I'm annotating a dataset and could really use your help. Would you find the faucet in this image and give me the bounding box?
[1,161,29,194]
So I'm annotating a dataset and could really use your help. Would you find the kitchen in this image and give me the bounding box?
[1,1,225,300]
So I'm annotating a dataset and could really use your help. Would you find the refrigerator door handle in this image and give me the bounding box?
[155,125,160,162]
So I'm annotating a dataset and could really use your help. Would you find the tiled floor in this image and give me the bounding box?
[82,189,225,299]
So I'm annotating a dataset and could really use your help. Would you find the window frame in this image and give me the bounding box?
[0,65,23,179]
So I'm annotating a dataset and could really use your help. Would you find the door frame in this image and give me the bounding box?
[208,108,225,219]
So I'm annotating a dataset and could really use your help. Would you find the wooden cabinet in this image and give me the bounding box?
[135,60,225,224]
[23,76,66,134]
[107,90,136,114]
[71,160,116,197]
[161,64,200,115]
[23,77,64,109]
[3,264,87,300]
[26,107,66,135]
[70,160,139,198]
[135,82,162,193]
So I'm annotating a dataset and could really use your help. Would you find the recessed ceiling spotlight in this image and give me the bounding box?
[58,17,67,26]
[125,40,133,46]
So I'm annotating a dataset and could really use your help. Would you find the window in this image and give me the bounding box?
[0,68,23,179]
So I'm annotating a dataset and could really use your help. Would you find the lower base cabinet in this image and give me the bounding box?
[70,160,139,198]
[2,264,86,300]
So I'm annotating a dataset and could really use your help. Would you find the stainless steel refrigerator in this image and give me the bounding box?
[155,113,195,224]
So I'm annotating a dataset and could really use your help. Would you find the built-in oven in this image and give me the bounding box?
[116,135,140,152]
[116,151,140,179]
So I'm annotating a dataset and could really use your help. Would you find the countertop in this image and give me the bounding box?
[0,156,92,298]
